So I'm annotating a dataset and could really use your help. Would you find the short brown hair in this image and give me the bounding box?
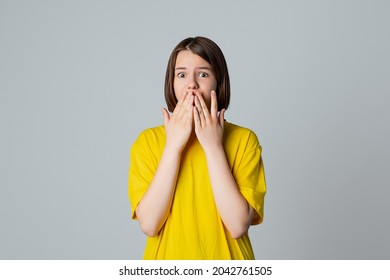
[164,37,231,112]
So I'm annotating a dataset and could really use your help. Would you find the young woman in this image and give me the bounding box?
[128,36,266,259]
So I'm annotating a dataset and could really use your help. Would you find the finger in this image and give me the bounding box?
[185,102,194,127]
[180,92,194,118]
[195,92,210,118]
[172,92,189,117]
[219,108,226,128]
[162,108,170,126]
[194,95,206,125]
[181,93,193,121]
[210,90,218,117]
[184,95,194,125]
[193,106,201,129]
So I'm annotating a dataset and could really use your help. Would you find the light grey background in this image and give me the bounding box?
[1,0,389,259]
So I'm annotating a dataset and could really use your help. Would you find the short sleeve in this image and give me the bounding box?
[128,131,159,220]
[234,132,266,225]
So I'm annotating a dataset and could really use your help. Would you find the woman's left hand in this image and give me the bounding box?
[193,90,226,153]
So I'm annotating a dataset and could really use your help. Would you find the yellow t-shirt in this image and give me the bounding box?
[128,121,266,259]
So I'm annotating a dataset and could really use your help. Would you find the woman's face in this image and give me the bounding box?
[173,50,217,110]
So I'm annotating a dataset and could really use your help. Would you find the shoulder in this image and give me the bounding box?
[224,121,257,137]
[223,121,262,151]
[132,125,165,150]
[137,125,165,140]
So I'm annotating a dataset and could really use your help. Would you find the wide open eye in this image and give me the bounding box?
[198,72,209,78]
[177,72,186,78]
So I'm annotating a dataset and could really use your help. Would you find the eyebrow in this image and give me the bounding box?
[175,66,212,71]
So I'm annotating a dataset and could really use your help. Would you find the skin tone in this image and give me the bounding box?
[135,50,255,238]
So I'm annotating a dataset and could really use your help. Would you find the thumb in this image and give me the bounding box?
[162,108,170,126]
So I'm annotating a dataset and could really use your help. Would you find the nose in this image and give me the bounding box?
[187,74,199,90]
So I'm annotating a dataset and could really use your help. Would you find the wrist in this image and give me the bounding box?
[203,142,225,157]
[163,144,183,158]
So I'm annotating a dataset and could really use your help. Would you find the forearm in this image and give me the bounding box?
[136,147,181,236]
[136,94,193,236]
[204,144,254,239]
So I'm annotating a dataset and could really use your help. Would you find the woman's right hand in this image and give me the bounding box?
[162,92,194,153]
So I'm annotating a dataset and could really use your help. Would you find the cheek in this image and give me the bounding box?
[206,78,217,92]
[175,92,184,101]
[173,80,182,100]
